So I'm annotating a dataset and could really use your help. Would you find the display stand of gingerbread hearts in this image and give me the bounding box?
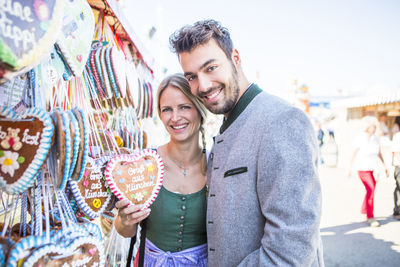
[104,149,164,209]
[0,106,54,194]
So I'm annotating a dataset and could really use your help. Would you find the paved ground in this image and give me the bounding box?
[319,165,400,267]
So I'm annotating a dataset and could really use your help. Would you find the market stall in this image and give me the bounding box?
[0,1,163,266]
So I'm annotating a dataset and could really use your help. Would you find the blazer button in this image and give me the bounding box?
[178,239,182,243]
[181,205,186,211]
[181,196,186,201]
[179,223,184,228]
[180,215,184,220]
[178,231,182,235]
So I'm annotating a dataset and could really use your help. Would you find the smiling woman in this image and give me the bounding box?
[114,73,209,267]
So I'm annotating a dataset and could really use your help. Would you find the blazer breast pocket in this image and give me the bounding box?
[224,167,248,178]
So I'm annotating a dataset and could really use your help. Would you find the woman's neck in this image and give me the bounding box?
[166,139,202,166]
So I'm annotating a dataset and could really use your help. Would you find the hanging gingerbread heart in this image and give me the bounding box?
[69,156,112,220]
[7,234,105,266]
[0,0,65,75]
[104,149,164,209]
[55,0,94,76]
[0,106,54,194]
[70,107,89,182]
[51,109,71,190]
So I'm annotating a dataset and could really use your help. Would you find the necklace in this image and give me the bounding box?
[167,149,202,177]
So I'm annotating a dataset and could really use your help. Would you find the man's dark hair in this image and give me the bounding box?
[169,19,233,59]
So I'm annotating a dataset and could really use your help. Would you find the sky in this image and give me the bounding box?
[122,0,400,98]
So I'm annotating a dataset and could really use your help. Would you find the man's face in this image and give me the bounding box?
[179,39,240,115]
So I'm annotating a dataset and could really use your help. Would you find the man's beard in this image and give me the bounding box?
[207,68,240,115]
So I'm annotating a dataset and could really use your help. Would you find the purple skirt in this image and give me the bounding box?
[139,238,208,267]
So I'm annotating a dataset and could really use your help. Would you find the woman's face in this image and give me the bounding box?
[159,85,202,143]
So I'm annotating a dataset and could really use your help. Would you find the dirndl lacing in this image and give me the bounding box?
[142,238,208,267]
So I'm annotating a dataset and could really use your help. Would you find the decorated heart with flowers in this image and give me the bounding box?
[69,156,112,219]
[0,106,54,194]
[0,0,64,74]
[104,149,164,209]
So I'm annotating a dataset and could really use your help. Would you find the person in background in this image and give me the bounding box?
[170,19,323,266]
[391,116,400,137]
[348,116,389,227]
[114,73,208,266]
[316,122,325,164]
[391,130,400,220]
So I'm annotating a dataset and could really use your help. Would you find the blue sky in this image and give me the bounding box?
[123,0,400,97]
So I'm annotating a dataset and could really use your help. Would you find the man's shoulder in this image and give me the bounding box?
[251,90,307,120]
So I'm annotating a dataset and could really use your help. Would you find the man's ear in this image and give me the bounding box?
[231,49,241,69]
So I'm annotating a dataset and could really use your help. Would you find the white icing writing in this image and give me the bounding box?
[21,128,39,145]
[128,165,145,176]
[125,180,154,193]
[84,189,108,199]
[0,0,36,51]
[83,169,108,201]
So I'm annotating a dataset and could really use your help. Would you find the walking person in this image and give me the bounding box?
[170,19,323,266]
[348,116,389,227]
[114,74,208,266]
[392,130,400,220]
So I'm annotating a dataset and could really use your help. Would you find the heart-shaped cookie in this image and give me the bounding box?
[0,106,54,194]
[0,0,65,73]
[104,149,164,209]
[7,235,105,267]
[55,0,94,76]
[51,109,71,190]
[69,156,112,219]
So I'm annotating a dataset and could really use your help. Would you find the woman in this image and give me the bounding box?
[114,73,208,266]
[348,116,389,227]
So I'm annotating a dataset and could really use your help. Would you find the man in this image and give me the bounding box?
[170,20,324,266]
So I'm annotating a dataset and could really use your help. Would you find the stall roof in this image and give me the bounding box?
[331,90,400,108]
[87,0,154,71]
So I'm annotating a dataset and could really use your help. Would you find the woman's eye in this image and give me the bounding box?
[181,105,191,110]
[161,108,171,112]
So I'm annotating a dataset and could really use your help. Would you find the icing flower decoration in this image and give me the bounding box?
[0,151,20,177]
[134,192,144,202]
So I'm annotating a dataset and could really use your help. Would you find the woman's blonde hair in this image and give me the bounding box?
[157,73,208,175]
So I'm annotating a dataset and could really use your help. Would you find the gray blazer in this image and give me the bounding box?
[206,86,324,266]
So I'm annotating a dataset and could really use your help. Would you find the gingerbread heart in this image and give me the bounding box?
[69,156,112,219]
[0,106,54,194]
[104,149,164,209]
[8,235,105,267]
[55,0,94,76]
[0,0,65,73]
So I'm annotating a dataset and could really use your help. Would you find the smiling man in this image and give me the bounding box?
[170,20,324,267]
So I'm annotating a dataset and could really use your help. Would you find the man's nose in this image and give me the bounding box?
[198,74,212,93]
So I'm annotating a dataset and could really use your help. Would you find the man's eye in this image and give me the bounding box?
[187,75,196,82]
[207,66,217,72]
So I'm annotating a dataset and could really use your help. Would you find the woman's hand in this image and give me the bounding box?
[116,199,151,226]
[114,199,151,237]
